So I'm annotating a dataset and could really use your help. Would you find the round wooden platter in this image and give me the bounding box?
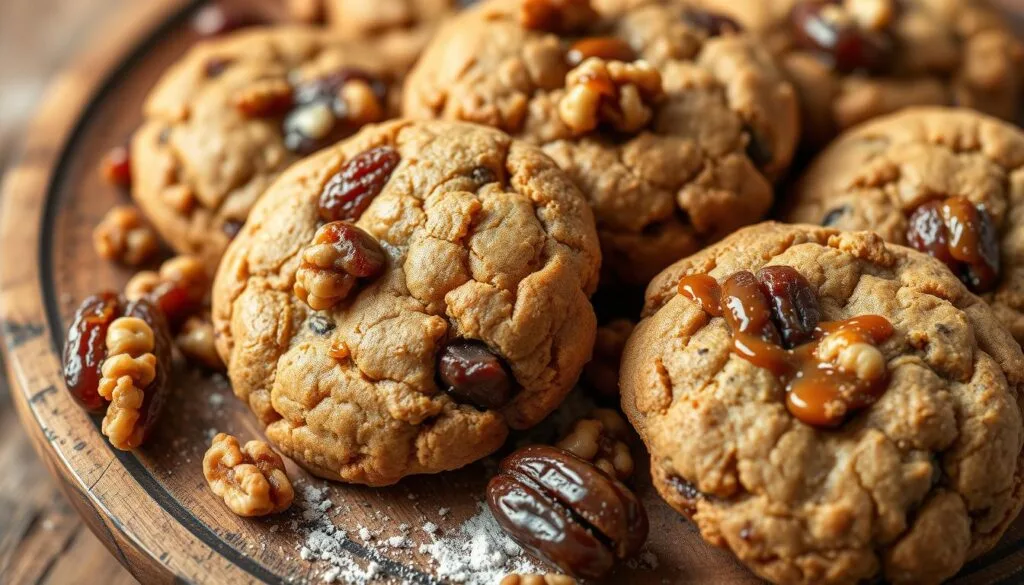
[3,1,1024,584]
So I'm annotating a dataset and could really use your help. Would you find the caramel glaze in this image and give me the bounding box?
[906,196,1000,293]
[678,272,895,427]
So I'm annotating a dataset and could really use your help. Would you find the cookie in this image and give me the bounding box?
[402,0,799,285]
[212,120,601,486]
[131,27,415,273]
[620,222,1024,585]
[693,0,1024,145]
[785,107,1024,346]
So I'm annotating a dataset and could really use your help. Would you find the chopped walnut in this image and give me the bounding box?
[92,206,159,266]
[125,254,209,327]
[559,58,664,135]
[556,408,635,480]
[294,221,386,310]
[500,574,577,585]
[176,315,224,370]
[816,329,886,382]
[203,433,294,516]
[98,317,157,450]
[232,78,294,118]
[582,319,634,398]
[520,0,597,33]
[340,79,386,126]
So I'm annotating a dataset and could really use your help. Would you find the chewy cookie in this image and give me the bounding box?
[693,0,1024,144]
[620,222,1024,584]
[289,0,464,37]
[403,0,799,285]
[132,27,414,273]
[786,107,1024,345]
[212,120,601,486]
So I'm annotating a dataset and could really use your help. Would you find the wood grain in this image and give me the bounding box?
[2,1,1024,584]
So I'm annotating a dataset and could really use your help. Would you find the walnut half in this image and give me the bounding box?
[556,408,635,480]
[98,316,157,450]
[559,58,664,136]
[203,433,294,517]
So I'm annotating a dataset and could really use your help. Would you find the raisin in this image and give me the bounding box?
[437,340,515,409]
[318,147,400,222]
[63,292,123,413]
[756,266,820,348]
[99,146,132,188]
[683,9,743,37]
[487,445,648,579]
[721,271,782,345]
[789,1,892,74]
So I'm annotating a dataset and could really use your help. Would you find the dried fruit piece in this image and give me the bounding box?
[232,78,294,118]
[488,445,649,579]
[294,221,387,310]
[204,433,294,516]
[318,147,401,222]
[566,37,636,67]
[63,292,122,413]
[756,266,820,348]
[520,0,597,33]
[789,1,893,73]
[126,255,209,329]
[683,9,742,37]
[438,340,515,409]
[284,69,388,155]
[99,145,132,188]
[721,271,782,345]
[556,409,635,480]
[92,206,159,266]
[906,197,1001,293]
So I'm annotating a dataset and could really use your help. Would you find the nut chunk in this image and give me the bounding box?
[203,433,294,517]
[92,206,159,266]
[294,221,386,310]
[500,574,577,585]
[98,316,157,450]
[559,58,664,135]
[556,408,635,480]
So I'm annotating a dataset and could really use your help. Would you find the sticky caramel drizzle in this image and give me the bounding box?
[678,273,895,427]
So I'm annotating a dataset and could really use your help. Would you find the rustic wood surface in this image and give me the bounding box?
[4,1,1024,584]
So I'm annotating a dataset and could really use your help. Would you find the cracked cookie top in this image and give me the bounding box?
[402,0,799,285]
[692,0,1024,145]
[132,27,421,273]
[786,107,1024,346]
[621,222,1024,585]
[211,120,601,486]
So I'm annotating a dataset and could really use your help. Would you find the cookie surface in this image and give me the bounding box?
[290,0,462,37]
[212,120,601,486]
[132,27,415,273]
[786,107,1024,345]
[621,222,1024,585]
[403,0,799,285]
[693,0,1023,144]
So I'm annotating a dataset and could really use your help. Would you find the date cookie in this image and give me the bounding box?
[402,0,799,285]
[620,222,1024,585]
[786,107,1024,346]
[693,0,1024,144]
[212,120,601,486]
[132,27,414,273]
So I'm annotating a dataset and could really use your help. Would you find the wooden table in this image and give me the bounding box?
[0,0,137,582]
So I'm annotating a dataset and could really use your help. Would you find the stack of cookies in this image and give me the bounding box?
[65,0,1024,583]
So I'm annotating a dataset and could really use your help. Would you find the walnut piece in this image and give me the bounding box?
[125,254,209,327]
[98,317,157,450]
[92,206,159,266]
[340,79,386,126]
[294,221,386,310]
[500,574,577,585]
[559,58,664,135]
[520,0,597,33]
[556,408,635,480]
[816,328,886,382]
[176,315,224,370]
[203,433,294,516]
[582,319,634,398]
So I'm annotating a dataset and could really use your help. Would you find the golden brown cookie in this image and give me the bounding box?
[692,0,1024,145]
[403,0,799,285]
[785,107,1024,346]
[212,120,601,486]
[132,27,415,273]
[289,0,465,37]
[621,222,1024,585]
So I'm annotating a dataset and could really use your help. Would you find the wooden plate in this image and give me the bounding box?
[2,1,1024,583]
